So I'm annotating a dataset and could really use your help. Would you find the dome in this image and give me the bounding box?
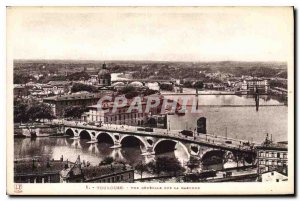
[129,81,143,87]
[98,69,110,77]
[98,63,111,79]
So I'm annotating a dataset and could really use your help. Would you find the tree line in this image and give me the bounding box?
[14,100,54,123]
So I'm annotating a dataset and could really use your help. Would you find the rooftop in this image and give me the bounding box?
[82,163,133,181]
[43,92,111,101]
[14,159,73,176]
[47,81,72,86]
[256,143,288,151]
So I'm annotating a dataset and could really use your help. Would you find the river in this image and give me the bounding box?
[14,77,288,176]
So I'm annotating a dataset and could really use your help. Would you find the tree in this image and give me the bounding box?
[193,81,204,89]
[135,162,148,179]
[71,83,98,93]
[14,100,29,123]
[64,106,87,119]
[183,81,193,88]
[14,73,36,84]
[67,71,90,81]
[143,88,158,96]
[118,86,140,99]
[160,83,174,91]
[14,100,54,123]
[100,156,114,165]
[148,157,185,177]
[27,103,54,122]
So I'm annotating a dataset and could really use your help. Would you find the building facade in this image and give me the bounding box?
[81,96,162,126]
[43,92,109,117]
[60,162,134,183]
[256,134,288,183]
[257,145,288,175]
[242,78,269,93]
[14,158,73,183]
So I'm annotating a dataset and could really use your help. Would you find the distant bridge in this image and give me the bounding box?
[162,92,271,96]
[61,122,257,164]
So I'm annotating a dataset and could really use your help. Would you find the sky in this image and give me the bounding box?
[7,7,293,62]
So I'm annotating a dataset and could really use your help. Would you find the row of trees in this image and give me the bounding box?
[14,71,91,84]
[14,100,54,123]
[71,83,98,93]
[182,80,204,89]
[64,106,87,119]
[14,73,37,84]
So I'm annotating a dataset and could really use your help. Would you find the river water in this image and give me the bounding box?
[14,96,287,172]
[14,77,288,175]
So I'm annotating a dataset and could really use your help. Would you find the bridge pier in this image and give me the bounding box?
[63,125,256,164]
[87,136,98,144]
[110,142,122,149]
[141,146,155,156]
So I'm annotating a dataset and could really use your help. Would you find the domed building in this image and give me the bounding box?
[98,63,111,86]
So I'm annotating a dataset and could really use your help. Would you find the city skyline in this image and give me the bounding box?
[7,7,293,62]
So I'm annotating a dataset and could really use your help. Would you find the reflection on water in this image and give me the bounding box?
[14,138,191,168]
[169,106,287,143]
[14,94,287,176]
[166,94,283,106]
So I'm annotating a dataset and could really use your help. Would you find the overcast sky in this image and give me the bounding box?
[7,7,293,62]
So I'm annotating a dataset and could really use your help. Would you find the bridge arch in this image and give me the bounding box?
[119,135,147,149]
[65,128,74,137]
[79,130,92,140]
[200,149,225,165]
[96,132,114,144]
[153,139,190,157]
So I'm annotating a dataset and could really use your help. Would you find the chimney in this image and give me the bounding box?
[60,155,63,162]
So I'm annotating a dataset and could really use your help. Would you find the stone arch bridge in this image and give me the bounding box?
[64,125,257,164]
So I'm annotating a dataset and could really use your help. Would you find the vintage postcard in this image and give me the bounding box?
[6,7,294,195]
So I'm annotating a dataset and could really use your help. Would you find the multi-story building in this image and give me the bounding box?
[242,78,269,93]
[256,135,288,181]
[43,92,110,117]
[81,96,162,126]
[60,162,134,183]
[14,158,74,183]
[82,163,134,183]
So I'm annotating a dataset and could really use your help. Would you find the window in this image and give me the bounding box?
[271,172,274,176]
[276,179,279,182]
[277,153,280,158]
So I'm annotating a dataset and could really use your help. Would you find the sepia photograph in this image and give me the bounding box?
[6,6,294,195]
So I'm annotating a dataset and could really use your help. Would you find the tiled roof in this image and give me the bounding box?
[82,163,133,180]
[14,160,72,176]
